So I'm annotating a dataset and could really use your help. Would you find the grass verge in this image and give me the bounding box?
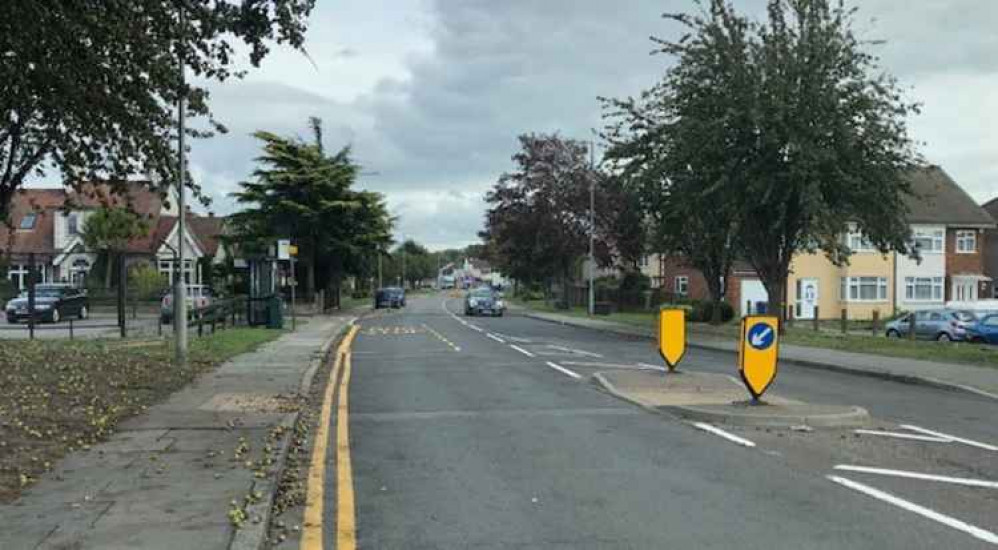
[0,327,285,502]
[515,299,998,369]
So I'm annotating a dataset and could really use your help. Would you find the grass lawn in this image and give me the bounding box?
[0,326,285,502]
[515,299,998,369]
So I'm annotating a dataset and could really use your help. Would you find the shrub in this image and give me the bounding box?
[688,300,734,323]
[128,263,167,301]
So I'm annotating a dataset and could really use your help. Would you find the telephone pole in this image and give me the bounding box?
[588,140,596,317]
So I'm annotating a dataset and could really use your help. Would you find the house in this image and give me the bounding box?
[981,198,998,298]
[1,183,226,290]
[659,257,766,316]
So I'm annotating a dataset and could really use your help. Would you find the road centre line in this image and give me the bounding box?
[545,361,582,379]
[827,475,998,545]
[486,333,507,344]
[510,344,536,358]
[422,323,461,352]
[691,422,756,447]
[853,430,951,443]
[467,324,483,332]
[900,424,998,451]
[301,325,358,550]
[833,465,998,489]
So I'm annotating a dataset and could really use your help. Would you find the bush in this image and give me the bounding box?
[687,300,735,323]
[128,263,167,301]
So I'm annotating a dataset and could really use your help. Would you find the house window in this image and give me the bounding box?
[67,214,79,235]
[846,230,875,252]
[912,229,944,253]
[841,276,888,302]
[675,275,689,297]
[639,255,649,268]
[19,213,37,230]
[956,231,976,253]
[904,277,943,301]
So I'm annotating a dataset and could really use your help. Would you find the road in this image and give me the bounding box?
[319,293,998,549]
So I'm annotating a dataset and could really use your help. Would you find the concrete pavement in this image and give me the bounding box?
[303,294,998,549]
[0,315,350,550]
[521,309,998,398]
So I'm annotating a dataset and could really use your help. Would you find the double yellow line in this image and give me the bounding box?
[302,324,360,550]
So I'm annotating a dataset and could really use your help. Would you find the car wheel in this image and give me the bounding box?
[936,332,951,342]
[886,329,901,339]
[497,311,504,317]
[50,308,61,324]
[7,317,17,324]
[78,305,89,320]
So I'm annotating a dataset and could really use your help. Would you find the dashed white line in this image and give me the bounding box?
[510,345,536,358]
[827,475,998,545]
[467,324,483,333]
[486,333,506,344]
[899,424,998,452]
[833,465,998,489]
[691,422,756,448]
[545,361,582,379]
[853,429,951,443]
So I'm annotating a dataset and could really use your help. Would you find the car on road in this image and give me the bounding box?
[464,287,505,317]
[885,308,977,341]
[374,287,406,309]
[4,284,89,324]
[161,284,213,324]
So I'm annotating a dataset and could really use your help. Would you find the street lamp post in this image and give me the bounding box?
[173,6,188,365]
[588,140,596,317]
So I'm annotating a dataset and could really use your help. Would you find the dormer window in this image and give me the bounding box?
[19,213,37,230]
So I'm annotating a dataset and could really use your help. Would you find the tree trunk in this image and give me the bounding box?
[762,276,786,332]
[104,251,113,289]
[307,238,316,298]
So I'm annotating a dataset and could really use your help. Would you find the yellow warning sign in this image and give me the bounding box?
[658,308,686,371]
[739,316,779,399]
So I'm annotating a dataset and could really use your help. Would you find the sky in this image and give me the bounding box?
[184,0,998,250]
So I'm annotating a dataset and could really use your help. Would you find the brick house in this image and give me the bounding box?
[659,257,766,316]
[981,198,998,298]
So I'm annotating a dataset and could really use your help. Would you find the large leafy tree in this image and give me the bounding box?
[81,208,149,289]
[0,1,314,220]
[230,119,393,296]
[609,0,920,320]
[482,134,605,302]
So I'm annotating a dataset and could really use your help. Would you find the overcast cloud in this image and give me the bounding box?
[186,0,998,250]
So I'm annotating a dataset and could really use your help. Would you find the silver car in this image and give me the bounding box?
[464,288,505,317]
[885,309,976,342]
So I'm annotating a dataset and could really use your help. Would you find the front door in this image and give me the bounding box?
[796,278,820,320]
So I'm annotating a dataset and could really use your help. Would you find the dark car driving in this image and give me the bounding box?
[374,287,406,309]
[5,284,89,324]
[464,287,505,317]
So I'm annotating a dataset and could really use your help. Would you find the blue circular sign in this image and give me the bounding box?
[747,322,775,351]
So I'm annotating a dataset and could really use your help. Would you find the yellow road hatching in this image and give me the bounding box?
[422,323,462,352]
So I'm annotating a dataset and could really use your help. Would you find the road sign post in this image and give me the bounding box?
[658,308,687,372]
[738,316,780,401]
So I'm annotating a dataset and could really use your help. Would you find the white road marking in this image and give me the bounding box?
[853,429,951,443]
[827,475,998,545]
[547,345,603,358]
[562,361,648,369]
[467,324,483,333]
[486,333,506,344]
[637,362,669,372]
[833,465,998,489]
[545,361,582,379]
[900,424,998,452]
[510,345,536,358]
[691,422,756,448]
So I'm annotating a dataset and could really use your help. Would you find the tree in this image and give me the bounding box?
[230,119,393,298]
[0,1,315,220]
[482,134,604,304]
[81,208,149,289]
[610,0,920,321]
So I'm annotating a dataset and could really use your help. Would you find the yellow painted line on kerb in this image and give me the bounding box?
[301,324,359,550]
[336,336,357,549]
[422,323,461,352]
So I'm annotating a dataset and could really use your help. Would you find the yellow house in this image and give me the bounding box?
[788,229,895,320]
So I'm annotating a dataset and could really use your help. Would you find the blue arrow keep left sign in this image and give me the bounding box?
[747,322,775,351]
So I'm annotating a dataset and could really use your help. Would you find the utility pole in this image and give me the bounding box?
[402,236,407,290]
[377,249,383,289]
[588,140,596,317]
[173,6,188,365]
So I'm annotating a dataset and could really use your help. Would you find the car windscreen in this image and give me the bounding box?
[470,290,493,298]
[952,311,976,322]
[29,288,65,298]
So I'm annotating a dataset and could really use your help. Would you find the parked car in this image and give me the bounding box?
[464,287,505,317]
[885,308,977,342]
[161,284,213,324]
[374,287,406,309]
[964,312,998,344]
[5,284,89,324]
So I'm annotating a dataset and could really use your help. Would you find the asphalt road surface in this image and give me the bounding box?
[326,293,998,549]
